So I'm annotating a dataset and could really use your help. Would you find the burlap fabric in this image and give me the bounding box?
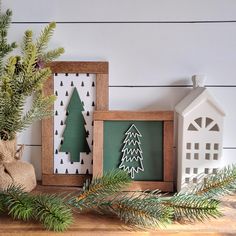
[0,138,36,192]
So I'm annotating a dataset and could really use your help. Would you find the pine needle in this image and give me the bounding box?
[3,185,34,221]
[191,165,236,198]
[161,194,221,222]
[36,22,56,55]
[0,12,63,140]
[108,191,173,228]
[0,193,5,213]
[34,194,73,232]
[69,170,131,210]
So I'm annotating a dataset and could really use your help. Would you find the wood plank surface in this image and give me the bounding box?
[93,121,104,176]
[163,121,174,182]
[96,73,109,111]
[6,0,236,22]
[42,174,91,186]
[49,61,109,74]
[94,111,174,121]
[0,184,236,236]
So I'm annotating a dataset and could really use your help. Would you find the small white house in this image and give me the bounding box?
[175,75,225,191]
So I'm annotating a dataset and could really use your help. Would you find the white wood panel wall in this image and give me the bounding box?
[3,0,236,179]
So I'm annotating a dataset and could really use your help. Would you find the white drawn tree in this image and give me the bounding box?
[119,124,144,179]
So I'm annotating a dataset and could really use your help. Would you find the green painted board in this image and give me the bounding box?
[60,88,90,162]
[103,121,163,181]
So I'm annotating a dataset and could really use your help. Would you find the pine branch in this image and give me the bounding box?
[14,93,56,133]
[34,194,73,232]
[0,185,73,232]
[69,170,131,211]
[0,7,17,74]
[36,22,56,55]
[3,185,34,221]
[21,43,38,75]
[161,194,221,222]
[0,193,5,213]
[182,165,236,198]
[0,21,63,140]
[21,30,33,54]
[41,47,65,63]
[106,191,173,228]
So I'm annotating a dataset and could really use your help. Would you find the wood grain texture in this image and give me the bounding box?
[93,121,104,176]
[0,184,236,236]
[127,181,173,192]
[48,61,108,74]
[163,121,174,183]
[41,62,109,186]
[41,76,54,175]
[42,174,91,186]
[94,111,174,121]
[96,73,109,111]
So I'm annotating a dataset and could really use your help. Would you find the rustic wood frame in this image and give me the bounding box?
[93,111,174,192]
[42,61,109,186]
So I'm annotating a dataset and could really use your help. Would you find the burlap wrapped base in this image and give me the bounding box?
[0,138,37,192]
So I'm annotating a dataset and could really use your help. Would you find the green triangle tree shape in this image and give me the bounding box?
[60,88,90,162]
[119,124,144,179]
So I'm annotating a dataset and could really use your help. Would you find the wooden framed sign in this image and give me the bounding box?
[93,111,174,192]
[42,61,109,186]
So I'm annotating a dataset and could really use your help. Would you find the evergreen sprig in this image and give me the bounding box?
[69,167,236,229]
[34,194,73,232]
[69,169,131,210]
[161,194,221,222]
[3,185,34,221]
[1,167,236,231]
[0,193,5,213]
[0,6,64,140]
[0,6,17,75]
[106,191,173,228]
[189,165,236,198]
[0,185,73,231]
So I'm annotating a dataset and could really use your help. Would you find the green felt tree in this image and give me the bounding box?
[60,88,90,162]
[119,124,144,179]
[0,2,64,140]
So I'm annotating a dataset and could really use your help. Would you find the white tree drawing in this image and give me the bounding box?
[119,124,144,179]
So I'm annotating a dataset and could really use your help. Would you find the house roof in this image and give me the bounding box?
[175,87,226,117]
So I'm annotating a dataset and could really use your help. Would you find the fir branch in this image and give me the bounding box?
[0,7,17,74]
[41,47,65,63]
[34,194,73,232]
[183,165,236,198]
[106,192,173,228]
[161,194,221,222]
[21,43,38,75]
[21,30,33,54]
[36,22,56,55]
[14,93,56,133]
[0,185,73,231]
[0,193,4,213]
[3,185,34,221]
[69,170,131,211]
[0,21,63,139]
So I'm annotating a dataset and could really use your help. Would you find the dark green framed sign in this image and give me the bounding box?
[93,111,174,191]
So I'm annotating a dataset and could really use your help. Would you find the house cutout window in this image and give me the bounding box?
[188,123,198,131]
[209,124,219,131]
[185,168,190,174]
[187,117,220,132]
[205,117,213,128]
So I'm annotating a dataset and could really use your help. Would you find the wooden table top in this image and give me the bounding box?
[0,184,236,236]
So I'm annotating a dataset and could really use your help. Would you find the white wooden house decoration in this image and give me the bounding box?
[175,75,225,191]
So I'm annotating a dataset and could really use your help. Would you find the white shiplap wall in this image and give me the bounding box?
[3,0,236,180]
